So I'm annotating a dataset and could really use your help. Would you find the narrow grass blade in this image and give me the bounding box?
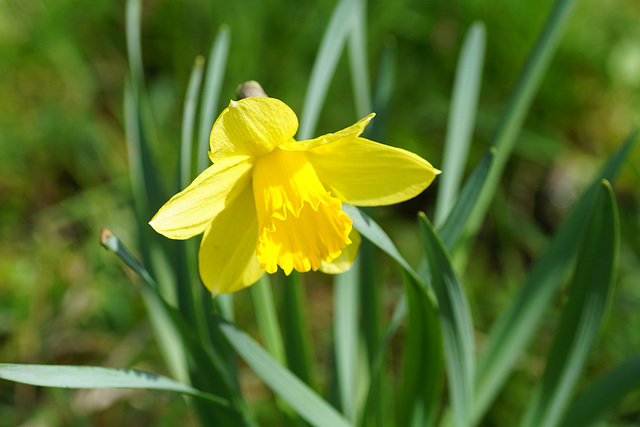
[198,26,230,174]
[126,0,144,92]
[359,303,401,427]
[396,272,443,427]
[561,353,640,426]
[367,150,493,417]
[347,0,371,118]
[176,59,207,343]
[334,258,361,422]
[438,149,494,251]
[299,0,358,139]
[0,364,229,407]
[216,293,235,321]
[250,275,286,365]
[123,80,171,304]
[466,0,579,236]
[180,56,204,188]
[373,150,492,426]
[358,148,492,426]
[343,204,436,305]
[282,272,316,388]
[100,230,227,386]
[101,228,157,289]
[124,0,172,306]
[101,229,253,426]
[356,240,387,427]
[250,275,299,422]
[124,21,174,307]
[417,149,495,285]
[473,129,637,422]
[369,41,396,142]
[520,181,619,427]
[419,213,475,427]
[218,319,354,427]
[125,0,161,159]
[124,0,164,215]
[434,22,486,227]
[123,81,165,229]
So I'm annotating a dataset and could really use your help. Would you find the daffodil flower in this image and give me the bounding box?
[150,97,440,295]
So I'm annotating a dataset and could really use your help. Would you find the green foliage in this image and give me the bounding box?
[218,319,352,427]
[2,0,640,426]
[520,180,619,427]
[0,364,229,407]
[420,213,475,427]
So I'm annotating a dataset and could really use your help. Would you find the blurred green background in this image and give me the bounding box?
[1,0,640,425]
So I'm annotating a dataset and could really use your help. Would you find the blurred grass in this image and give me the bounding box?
[1,0,640,425]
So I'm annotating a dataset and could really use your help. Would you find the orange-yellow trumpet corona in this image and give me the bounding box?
[150,97,440,295]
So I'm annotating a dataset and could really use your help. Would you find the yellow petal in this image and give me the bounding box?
[149,156,253,239]
[280,113,375,151]
[320,228,361,274]
[209,97,299,161]
[307,137,441,206]
[199,185,264,295]
[252,148,353,275]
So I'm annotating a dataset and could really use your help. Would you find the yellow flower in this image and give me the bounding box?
[150,97,440,295]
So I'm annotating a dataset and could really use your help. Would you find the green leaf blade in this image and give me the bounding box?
[520,181,619,427]
[434,22,486,227]
[180,56,205,189]
[419,213,475,427]
[561,353,640,426]
[299,0,358,139]
[0,364,228,407]
[473,130,637,422]
[438,149,495,250]
[347,0,371,118]
[218,319,353,427]
[101,230,252,425]
[250,276,286,365]
[376,150,493,423]
[334,259,361,422]
[343,204,435,305]
[466,0,580,236]
[282,273,316,390]
[396,273,442,427]
[198,25,230,174]
[125,0,144,92]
